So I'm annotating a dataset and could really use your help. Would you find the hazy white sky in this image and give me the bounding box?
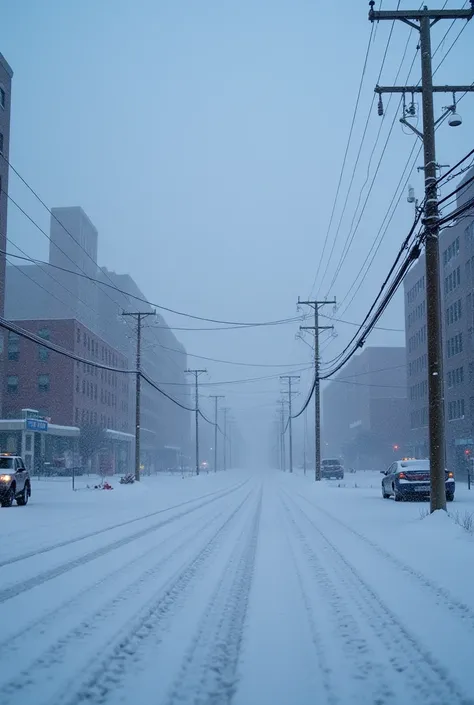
[1,0,473,455]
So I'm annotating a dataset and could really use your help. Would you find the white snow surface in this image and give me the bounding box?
[1,469,474,705]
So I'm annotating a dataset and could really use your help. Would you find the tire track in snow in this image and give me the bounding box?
[0,499,227,654]
[164,489,262,705]
[0,480,248,604]
[0,479,248,569]
[0,488,254,705]
[283,489,474,705]
[295,490,474,634]
[279,491,391,705]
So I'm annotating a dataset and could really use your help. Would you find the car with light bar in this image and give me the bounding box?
[0,453,31,507]
[381,458,454,502]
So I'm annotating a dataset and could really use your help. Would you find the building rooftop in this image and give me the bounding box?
[0,53,13,78]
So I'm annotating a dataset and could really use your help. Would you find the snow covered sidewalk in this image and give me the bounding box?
[1,469,474,704]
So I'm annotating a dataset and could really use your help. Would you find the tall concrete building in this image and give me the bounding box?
[323,346,408,469]
[0,53,13,417]
[404,167,474,474]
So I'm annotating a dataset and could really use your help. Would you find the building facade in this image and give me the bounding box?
[4,205,191,470]
[2,319,130,431]
[404,167,474,474]
[323,346,408,469]
[0,53,13,417]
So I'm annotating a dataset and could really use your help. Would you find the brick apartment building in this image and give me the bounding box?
[3,319,130,432]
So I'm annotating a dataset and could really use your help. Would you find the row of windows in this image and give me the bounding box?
[447,333,463,358]
[75,376,119,407]
[444,266,461,296]
[407,275,425,305]
[448,399,465,421]
[465,221,474,252]
[408,325,427,353]
[410,379,428,402]
[408,353,428,378]
[446,299,462,326]
[73,408,122,430]
[443,236,460,267]
[407,300,426,329]
[7,374,49,393]
[447,366,464,388]
[76,328,122,368]
[412,398,474,426]
[464,256,474,283]
[7,330,52,362]
[78,363,123,390]
[411,407,428,429]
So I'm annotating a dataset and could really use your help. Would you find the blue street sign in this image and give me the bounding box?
[25,418,48,432]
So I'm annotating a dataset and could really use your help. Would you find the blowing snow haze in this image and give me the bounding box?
[0,1,474,703]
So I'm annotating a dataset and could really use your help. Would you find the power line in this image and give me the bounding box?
[4,181,137,341]
[141,339,312,369]
[309,22,375,297]
[1,245,304,329]
[316,0,403,296]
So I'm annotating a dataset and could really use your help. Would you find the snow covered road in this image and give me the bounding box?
[1,470,474,705]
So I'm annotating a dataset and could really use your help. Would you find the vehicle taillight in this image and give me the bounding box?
[398,472,406,479]
[447,471,454,478]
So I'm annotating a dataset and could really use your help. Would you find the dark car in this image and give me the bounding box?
[381,458,455,502]
[0,454,31,507]
[321,458,344,480]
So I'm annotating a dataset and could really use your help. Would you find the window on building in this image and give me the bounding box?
[86,410,90,424]
[77,328,81,344]
[0,132,4,154]
[0,87,5,109]
[82,380,86,394]
[7,332,20,361]
[38,374,50,392]
[7,375,18,393]
[38,328,50,361]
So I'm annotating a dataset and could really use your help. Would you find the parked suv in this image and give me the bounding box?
[321,458,344,480]
[0,454,31,507]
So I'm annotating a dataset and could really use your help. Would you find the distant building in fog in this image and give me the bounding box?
[323,346,408,469]
[4,205,190,470]
[0,53,13,416]
[404,166,474,475]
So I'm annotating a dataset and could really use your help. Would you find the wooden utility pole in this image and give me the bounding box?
[185,369,207,475]
[122,310,155,481]
[369,1,474,511]
[298,297,335,481]
[209,395,224,472]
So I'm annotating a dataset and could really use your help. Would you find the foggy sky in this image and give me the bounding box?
[1,0,473,460]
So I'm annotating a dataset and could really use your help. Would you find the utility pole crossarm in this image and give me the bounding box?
[375,85,474,94]
[369,8,473,22]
